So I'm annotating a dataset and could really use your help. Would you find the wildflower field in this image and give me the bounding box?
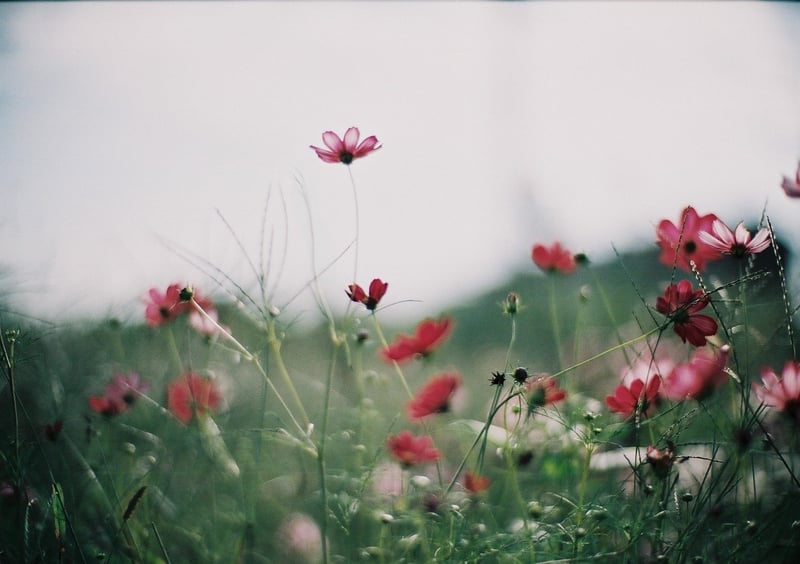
[3,131,800,563]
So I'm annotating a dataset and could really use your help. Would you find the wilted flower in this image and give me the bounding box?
[661,346,729,401]
[656,206,721,272]
[167,373,222,424]
[656,279,718,346]
[346,278,388,311]
[753,361,800,424]
[406,372,461,420]
[382,317,453,363]
[698,219,770,258]
[606,377,661,419]
[532,242,577,274]
[464,471,491,494]
[781,161,800,198]
[310,127,381,164]
[386,431,441,467]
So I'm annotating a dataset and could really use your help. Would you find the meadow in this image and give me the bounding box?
[2,130,800,563]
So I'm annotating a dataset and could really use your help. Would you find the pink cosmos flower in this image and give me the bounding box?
[532,242,577,274]
[781,161,800,198]
[464,471,491,494]
[144,283,188,327]
[346,278,388,311]
[698,219,770,258]
[656,279,718,347]
[381,317,454,363]
[606,377,661,419]
[646,444,676,479]
[187,292,226,337]
[656,206,721,272]
[89,373,150,417]
[752,361,800,424]
[406,372,462,420]
[167,372,223,424]
[310,127,381,164]
[276,513,323,564]
[661,345,729,401]
[386,431,441,467]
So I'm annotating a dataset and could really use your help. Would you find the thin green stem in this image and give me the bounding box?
[317,343,339,564]
[347,166,361,288]
[550,325,663,381]
[371,314,413,399]
[191,299,311,437]
[548,276,563,371]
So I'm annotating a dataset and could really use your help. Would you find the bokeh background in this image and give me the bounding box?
[2,2,799,324]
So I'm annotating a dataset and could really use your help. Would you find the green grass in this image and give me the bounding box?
[2,243,800,563]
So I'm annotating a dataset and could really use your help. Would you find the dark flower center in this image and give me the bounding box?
[159,306,171,319]
[683,240,697,254]
[730,243,747,258]
[339,151,354,164]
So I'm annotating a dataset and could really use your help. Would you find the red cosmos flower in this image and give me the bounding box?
[382,317,454,363]
[89,373,150,417]
[656,206,721,272]
[656,279,718,347]
[606,377,661,419]
[346,278,388,311]
[525,375,567,412]
[753,361,800,424]
[310,127,381,164]
[661,345,729,401]
[781,161,800,198]
[406,372,462,420]
[145,283,188,327]
[167,372,223,424]
[386,431,441,467]
[464,471,491,494]
[698,219,770,258]
[531,242,577,274]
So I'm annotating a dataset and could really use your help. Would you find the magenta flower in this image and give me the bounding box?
[606,377,661,419]
[656,206,721,272]
[406,372,462,420]
[698,219,770,258]
[781,161,800,198]
[531,242,577,274]
[89,372,150,417]
[310,127,381,164]
[144,283,188,327]
[753,361,800,424]
[346,278,388,311]
[382,317,453,363]
[656,280,718,347]
[661,345,729,401]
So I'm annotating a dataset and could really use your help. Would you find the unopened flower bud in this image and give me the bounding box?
[178,286,194,302]
[503,292,520,315]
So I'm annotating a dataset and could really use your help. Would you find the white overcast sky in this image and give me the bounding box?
[1,2,799,324]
